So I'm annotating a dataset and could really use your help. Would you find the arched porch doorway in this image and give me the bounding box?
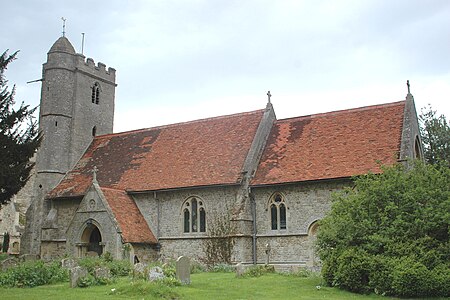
[80,223,103,257]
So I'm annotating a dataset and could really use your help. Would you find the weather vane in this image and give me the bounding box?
[61,17,66,37]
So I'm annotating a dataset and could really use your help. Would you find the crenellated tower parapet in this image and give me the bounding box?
[75,55,116,84]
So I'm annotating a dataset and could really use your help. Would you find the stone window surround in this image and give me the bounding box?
[268,192,287,231]
[181,196,206,234]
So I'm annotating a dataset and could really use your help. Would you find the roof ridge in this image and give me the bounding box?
[100,186,126,193]
[277,100,406,123]
[96,108,266,139]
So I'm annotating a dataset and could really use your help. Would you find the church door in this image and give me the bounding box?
[87,226,103,256]
[81,224,103,256]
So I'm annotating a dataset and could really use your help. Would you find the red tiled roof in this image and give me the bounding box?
[101,187,157,244]
[251,101,405,186]
[48,109,265,198]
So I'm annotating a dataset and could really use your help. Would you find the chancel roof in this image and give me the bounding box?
[251,101,406,186]
[47,109,265,199]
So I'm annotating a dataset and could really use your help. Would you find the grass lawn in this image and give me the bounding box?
[0,272,442,300]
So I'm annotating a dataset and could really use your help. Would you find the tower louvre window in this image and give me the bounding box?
[91,83,100,104]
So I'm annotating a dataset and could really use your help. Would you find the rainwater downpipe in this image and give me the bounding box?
[250,189,257,265]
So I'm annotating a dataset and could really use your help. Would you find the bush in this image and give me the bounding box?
[242,265,275,277]
[0,260,68,288]
[210,263,234,273]
[333,248,371,294]
[391,257,432,298]
[77,274,96,288]
[108,259,132,277]
[76,256,131,287]
[317,161,450,297]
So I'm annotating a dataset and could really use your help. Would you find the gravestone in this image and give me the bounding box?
[148,266,165,281]
[133,262,147,278]
[94,266,111,281]
[176,256,190,284]
[61,258,77,269]
[70,266,88,288]
[235,262,245,277]
[0,257,17,271]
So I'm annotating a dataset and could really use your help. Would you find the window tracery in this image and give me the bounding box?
[269,193,287,230]
[182,197,206,233]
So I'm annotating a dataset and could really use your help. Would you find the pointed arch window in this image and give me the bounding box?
[269,193,287,230]
[182,197,206,233]
[91,82,100,104]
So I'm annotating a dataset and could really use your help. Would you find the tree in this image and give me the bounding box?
[316,161,450,297]
[420,105,450,166]
[0,50,40,207]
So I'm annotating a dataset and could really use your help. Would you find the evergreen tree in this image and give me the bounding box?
[0,50,41,207]
[420,105,450,166]
[316,161,450,297]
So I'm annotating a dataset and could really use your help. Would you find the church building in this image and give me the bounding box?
[17,36,422,269]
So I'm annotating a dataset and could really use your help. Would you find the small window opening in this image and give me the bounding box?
[92,126,97,137]
[55,121,58,127]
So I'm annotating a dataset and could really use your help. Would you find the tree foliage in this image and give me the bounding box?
[0,50,40,207]
[420,105,450,166]
[316,161,450,297]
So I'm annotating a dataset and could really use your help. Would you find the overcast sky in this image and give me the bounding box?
[2,0,449,132]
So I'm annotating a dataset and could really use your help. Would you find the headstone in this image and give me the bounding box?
[235,262,245,277]
[94,266,111,280]
[133,262,147,278]
[70,266,88,288]
[148,266,165,282]
[61,258,78,269]
[176,256,190,284]
[0,257,17,271]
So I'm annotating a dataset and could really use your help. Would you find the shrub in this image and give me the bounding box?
[77,274,96,288]
[391,257,432,298]
[317,161,450,297]
[210,263,234,273]
[0,260,68,288]
[333,248,371,294]
[242,265,275,277]
[108,259,132,277]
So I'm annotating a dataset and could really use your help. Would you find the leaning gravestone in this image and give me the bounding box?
[70,266,88,288]
[176,256,190,284]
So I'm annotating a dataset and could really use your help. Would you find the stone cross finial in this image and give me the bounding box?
[61,17,66,37]
[406,80,411,94]
[92,166,98,182]
[267,91,272,103]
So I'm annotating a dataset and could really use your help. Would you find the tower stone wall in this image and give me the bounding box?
[21,36,116,255]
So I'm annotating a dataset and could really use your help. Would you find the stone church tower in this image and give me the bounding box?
[21,36,116,255]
